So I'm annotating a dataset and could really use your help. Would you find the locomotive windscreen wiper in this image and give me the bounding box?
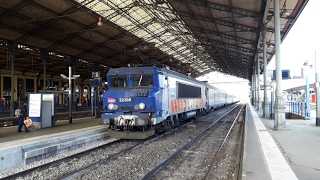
[133,73,153,87]
[138,75,143,86]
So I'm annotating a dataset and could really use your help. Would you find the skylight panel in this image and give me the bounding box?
[74,0,210,76]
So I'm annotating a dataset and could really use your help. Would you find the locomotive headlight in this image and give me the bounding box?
[108,104,118,110]
[138,103,146,110]
[108,104,114,110]
[134,103,146,110]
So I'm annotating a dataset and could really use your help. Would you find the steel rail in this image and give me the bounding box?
[204,103,245,180]
[61,120,196,180]
[2,137,119,179]
[141,103,241,180]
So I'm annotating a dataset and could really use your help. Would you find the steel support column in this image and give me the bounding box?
[9,42,17,116]
[263,28,270,117]
[305,77,310,119]
[273,0,286,130]
[255,67,258,108]
[41,50,48,94]
[68,66,72,124]
[271,81,275,119]
[72,58,78,111]
[315,51,320,125]
[253,73,256,106]
[251,75,254,105]
[257,55,261,110]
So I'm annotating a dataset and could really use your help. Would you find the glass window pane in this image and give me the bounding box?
[110,75,127,88]
[132,74,153,87]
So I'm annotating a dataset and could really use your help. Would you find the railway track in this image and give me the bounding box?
[4,103,244,180]
[1,138,120,179]
[143,103,245,180]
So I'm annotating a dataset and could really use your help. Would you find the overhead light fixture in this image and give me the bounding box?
[268,44,274,49]
[267,39,274,49]
[97,17,103,26]
[143,43,148,49]
[281,4,290,18]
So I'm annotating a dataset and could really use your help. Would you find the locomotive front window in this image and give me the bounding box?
[110,75,127,88]
[132,74,153,87]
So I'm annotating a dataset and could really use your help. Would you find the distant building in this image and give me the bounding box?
[301,66,313,77]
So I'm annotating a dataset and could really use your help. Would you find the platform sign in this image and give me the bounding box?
[272,70,290,80]
[29,93,42,117]
[89,78,100,87]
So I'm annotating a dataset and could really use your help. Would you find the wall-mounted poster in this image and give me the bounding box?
[29,93,42,117]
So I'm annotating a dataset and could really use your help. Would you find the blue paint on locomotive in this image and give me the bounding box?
[99,66,238,139]
[101,66,167,126]
[100,67,238,128]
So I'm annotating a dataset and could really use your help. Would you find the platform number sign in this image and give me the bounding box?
[92,71,100,78]
[18,82,22,97]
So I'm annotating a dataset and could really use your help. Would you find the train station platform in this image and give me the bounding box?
[0,116,108,175]
[0,117,100,143]
[243,104,320,180]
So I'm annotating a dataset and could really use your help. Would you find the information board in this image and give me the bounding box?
[272,70,290,80]
[29,93,42,117]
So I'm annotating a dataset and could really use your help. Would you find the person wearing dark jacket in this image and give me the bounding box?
[17,101,30,132]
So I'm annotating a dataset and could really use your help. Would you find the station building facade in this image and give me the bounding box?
[0,71,105,110]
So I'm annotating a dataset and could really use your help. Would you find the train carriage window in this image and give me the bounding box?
[110,75,127,88]
[132,74,153,87]
[177,83,201,98]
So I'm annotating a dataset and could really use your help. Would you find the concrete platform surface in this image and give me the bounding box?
[0,117,101,144]
[0,117,108,173]
[243,104,320,180]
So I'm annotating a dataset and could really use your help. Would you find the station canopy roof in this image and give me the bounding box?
[0,0,308,80]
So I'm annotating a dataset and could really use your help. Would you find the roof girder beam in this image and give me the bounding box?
[203,45,252,60]
[1,2,109,58]
[197,36,253,53]
[187,24,254,75]
[75,32,128,58]
[180,3,234,75]
[188,25,255,47]
[171,0,261,18]
[0,0,34,22]
[176,10,258,32]
[14,2,82,43]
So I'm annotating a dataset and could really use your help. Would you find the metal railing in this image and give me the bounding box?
[287,101,310,118]
[267,101,310,119]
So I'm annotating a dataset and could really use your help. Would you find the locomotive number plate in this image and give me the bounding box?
[119,97,133,102]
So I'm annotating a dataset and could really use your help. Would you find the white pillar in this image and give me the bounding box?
[263,28,270,117]
[257,56,261,110]
[253,73,256,106]
[315,50,320,126]
[68,66,73,124]
[251,75,254,105]
[273,0,286,130]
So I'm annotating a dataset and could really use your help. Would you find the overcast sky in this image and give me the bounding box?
[268,0,320,76]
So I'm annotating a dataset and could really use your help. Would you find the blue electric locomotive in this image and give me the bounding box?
[99,66,235,139]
